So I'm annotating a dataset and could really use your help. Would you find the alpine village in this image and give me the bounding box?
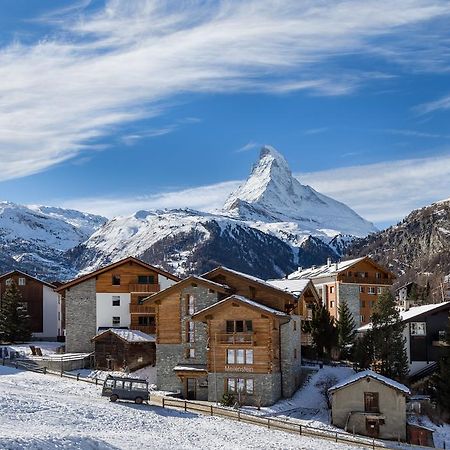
[1,147,449,449]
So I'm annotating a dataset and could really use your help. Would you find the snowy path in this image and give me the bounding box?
[0,366,366,450]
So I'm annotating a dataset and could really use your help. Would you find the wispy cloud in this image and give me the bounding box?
[415,94,450,115]
[61,153,450,226]
[1,0,450,181]
[303,127,329,136]
[235,141,260,153]
[382,128,450,138]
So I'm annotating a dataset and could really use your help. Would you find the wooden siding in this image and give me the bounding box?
[96,261,160,294]
[337,260,394,285]
[156,292,181,344]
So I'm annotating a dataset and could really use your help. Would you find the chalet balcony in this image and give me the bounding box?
[129,304,155,314]
[133,325,156,335]
[339,276,392,285]
[215,333,254,345]
[128,283,160,293]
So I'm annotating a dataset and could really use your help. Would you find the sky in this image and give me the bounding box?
[0,0,450,230]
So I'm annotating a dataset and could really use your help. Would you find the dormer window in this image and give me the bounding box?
[18,277,26,286]
[112,274,121,286]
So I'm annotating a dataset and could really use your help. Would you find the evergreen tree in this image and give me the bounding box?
[370,291,409,381]
[431,320,450,412]
[353,331,374,371]
[336,301,356,359]
[308,304,337,359]
[0,281,32,343]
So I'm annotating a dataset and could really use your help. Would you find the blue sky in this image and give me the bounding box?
[0,0,450,229]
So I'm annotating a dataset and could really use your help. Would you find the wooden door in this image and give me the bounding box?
[186,378,196,400]
[365,419,380,438]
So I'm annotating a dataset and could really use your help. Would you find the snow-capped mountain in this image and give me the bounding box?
[223,146,376,238]
[0,202,106,280]
[68,146,376,278]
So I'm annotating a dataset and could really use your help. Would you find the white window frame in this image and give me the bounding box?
[226,349,253,365]
[112,316,121,326]
[112,295,121,306]
[377,287,383,295]
[368,287,376,295]
[5,278,12,286]
[18,277,26,286]
[187,294,195,315]
[410,322,426,336]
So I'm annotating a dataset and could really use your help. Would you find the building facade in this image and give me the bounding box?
[0,270,61,340]
[287,257,395,327]
[147,267,307,406]
[329,370,410,441]
[57,257,179,352]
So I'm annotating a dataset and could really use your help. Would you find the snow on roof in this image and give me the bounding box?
[206,266,294,296]
[95,328,155,343]
[193,294,288,318]
[328,370,410,395]
[267,278,311,296]
[173,365,207,372]
[288,257,366,280]
[358,301,450,332]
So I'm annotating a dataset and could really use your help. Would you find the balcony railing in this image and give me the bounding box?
[339,276,392,285]
[133,325,156,335]
[128,283,160,293]
[215,333,254,345]
[130,304,155,314]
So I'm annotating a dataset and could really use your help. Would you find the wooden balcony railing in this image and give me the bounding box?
[339,276,392,285]
[215,333,254,345]
[133,325,156,335]
[128,283,160,293]
[129,304,155,314]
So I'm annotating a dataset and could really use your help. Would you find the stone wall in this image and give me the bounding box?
[338,283,360,326]
[65,278,97,353]
[208,372,282,406]
[280,315,302,398]
[156,343,185,393]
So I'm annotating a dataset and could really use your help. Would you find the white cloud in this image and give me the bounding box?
[61,153,450,226]
[1,0,450,181]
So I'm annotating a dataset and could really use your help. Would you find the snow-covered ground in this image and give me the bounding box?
[0,365,369,450]
[4,341,63,357]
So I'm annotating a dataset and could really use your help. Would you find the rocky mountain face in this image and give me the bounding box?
[0,202,106,280]
[68,147,375,279]
[347,199,450,293]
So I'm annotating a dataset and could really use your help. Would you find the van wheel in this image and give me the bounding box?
[110,394,118,402]
[135,397,143,405]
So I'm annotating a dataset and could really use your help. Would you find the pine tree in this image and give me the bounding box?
[0,281,32,343]
[370,291,409,381]
[431,319,450,412]
[336,301,356,360]
[353,331,374,371]
[308,304,337,359]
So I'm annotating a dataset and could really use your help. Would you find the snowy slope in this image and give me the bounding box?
[0,365,364,450]
[0,201,106,280]
[223,146,376,238]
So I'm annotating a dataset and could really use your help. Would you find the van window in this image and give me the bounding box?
[132,382,147,391]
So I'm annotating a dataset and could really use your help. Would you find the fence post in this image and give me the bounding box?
[184,401,187,412]
[237,409,240,422]
[15,361,18,369]
[335,432,338,442]
[77,373,80,381]
[372,437,375,450]
[299,425,302,435]
[268,418,270,429]
[43,367,46,374]
[95,377,98,385]
[210,405,213,416]
[162,397,165,408]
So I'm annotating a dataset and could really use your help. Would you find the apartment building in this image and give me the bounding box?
[56,257,179,352]
[286,257,395,327]
[0,270,61,340]
[145,267,309,406]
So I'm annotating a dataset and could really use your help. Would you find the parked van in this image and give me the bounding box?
[102,375,149,404]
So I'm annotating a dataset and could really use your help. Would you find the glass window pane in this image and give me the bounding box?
[235,321,244,332]
[227,349,235,364]
[227,378,235,393]
[237,378,245,392]
[246,379,254,394]
[246,350,253,364]
[236,349,245,364]
[245,321,253,332]
[226,321,234,333]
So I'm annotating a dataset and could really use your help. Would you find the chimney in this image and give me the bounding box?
[335,262,339,271]
[327,258,332,267]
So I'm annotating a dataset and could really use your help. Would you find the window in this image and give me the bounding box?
[186,348,196,359]
[329,301,334,308]
[377,287,383,295]
[112,296,120,306]
[348,271,353,277]
[360,315,365,323]
[138,275,155,284]
[226,320,253,333]
[329,286,334,294]
[226,349,253,365]
[187,321,195,343]
[368,287,376,295]
[359,286,365,293]
[357,272,367,278]
[293,321,297,331]
[138,316,155,326]
[186,294,195,315]
[376,272,382,279]
[18,277,26,286]
[112,316,120,326]
[364,392,379,413]
[17,302,28,312]
[294,348,298,359]
[439,330,447,342]
[112,274,121,286]
[410,322,426,336]
[5,278,12,286]
[227,378,254,395]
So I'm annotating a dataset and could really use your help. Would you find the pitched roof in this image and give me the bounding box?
[92,328,155,343]
[358,301,450,332]
[202,266,295,300]
[266,278,319,301]
[287,256,395,281]
[144,275,230,304]
[0,270,56,289]
[56,256,180,292]
[192,294,289,319]
[328,370,410,395]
